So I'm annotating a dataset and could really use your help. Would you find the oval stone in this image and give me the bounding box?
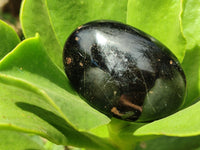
[63,20,186,122]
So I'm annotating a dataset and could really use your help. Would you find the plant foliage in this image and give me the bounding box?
[0,0,200,149]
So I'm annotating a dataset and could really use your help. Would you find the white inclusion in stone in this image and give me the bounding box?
[96,32,107,45]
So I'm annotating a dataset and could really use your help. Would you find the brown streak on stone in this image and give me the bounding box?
[111,107,123,116]
[120,95,143,112]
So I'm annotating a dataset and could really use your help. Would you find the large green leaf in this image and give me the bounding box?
[0,130,45,150]
[127,0,186,62]
[20,0,128,69]
[0,20,20,60]
[0,34,110,131]
[135,136,200,150]
[181,0,200,106]
[181,45,200,106]
[182,0,200,49]
[0,35,115,150]
[20,0,63,69]
[0,74,68,145]
[45,0,128,47]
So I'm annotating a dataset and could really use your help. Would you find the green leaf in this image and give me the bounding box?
[0,74,70,145]
[0,35,115,149]
[127,0,186,62]
[182,0,200,49]
[135,136,200,150]
[0,20,20,60]
[20,0,128,69]
[180,0,200,106]
[44,140,65,150]
[0,34,110,131]
[90,124,110,138]
[45,0,128,47]
[134,98,200,136]
[0,130,65,150]
[20,0,63,69]
[181,45,200,106]
[0,130,45,150]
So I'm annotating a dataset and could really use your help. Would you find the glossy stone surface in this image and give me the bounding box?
[63,20,186,122]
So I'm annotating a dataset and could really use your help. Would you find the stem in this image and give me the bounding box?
[107,118,146,150]
[109,136,137,150]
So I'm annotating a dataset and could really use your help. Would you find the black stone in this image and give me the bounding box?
[63,20,186,122]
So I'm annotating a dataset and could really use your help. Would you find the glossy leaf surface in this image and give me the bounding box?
[127,0,186,62]
[0,130,45,150]
[0,20,20,60]
[0,35,114,149]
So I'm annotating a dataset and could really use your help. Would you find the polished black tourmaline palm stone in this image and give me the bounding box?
[63,20,186,122]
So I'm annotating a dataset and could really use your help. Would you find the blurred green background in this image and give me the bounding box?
[0,0,22,38]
